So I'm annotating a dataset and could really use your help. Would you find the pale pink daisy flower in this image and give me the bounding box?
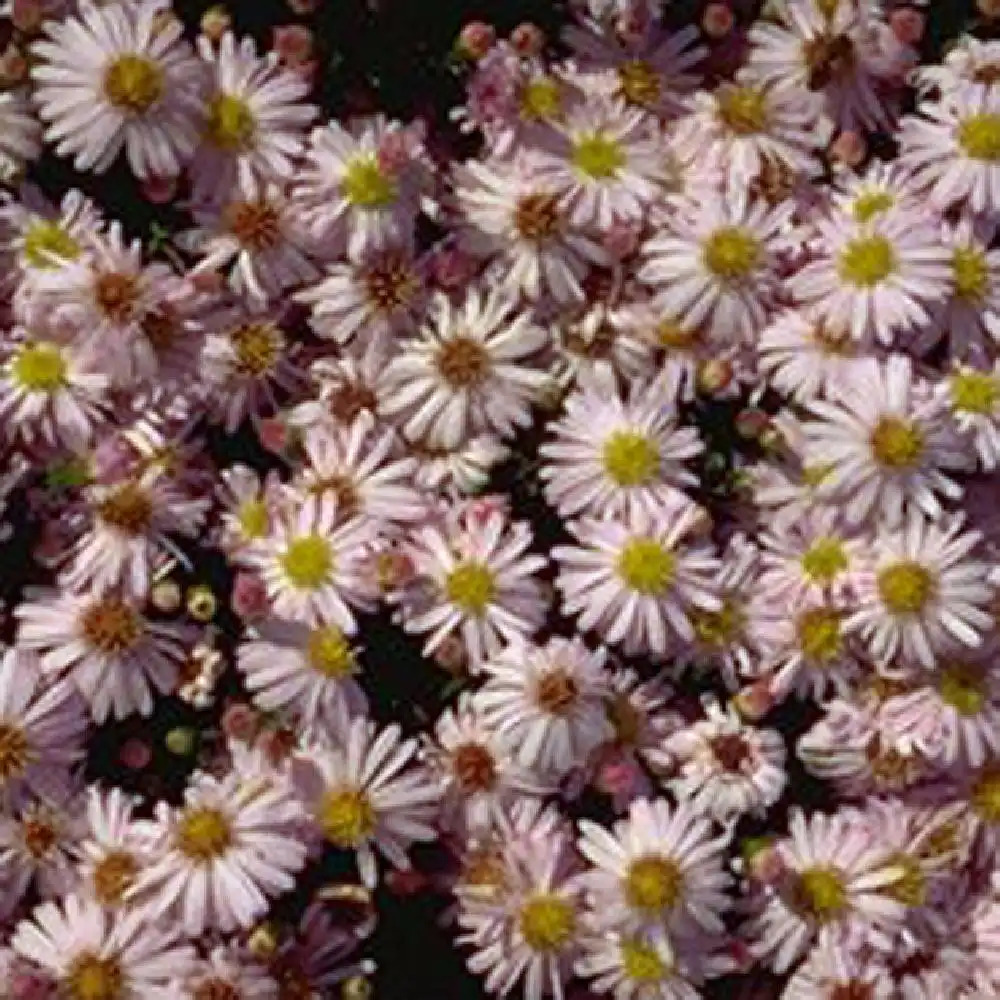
[0,90,42,182]
[534,96,664,228]
[802,354,965,526]
[292,717,438,888]
[380,287,549,449]
[846,510,994,671]
[899,87,1000,216]
[0,327,109,451]
[576,927,702,1000]
[913,35,1000,98]
[296,414,427,527]
[450,155,609,304]
[424,694,553,834]
[747,808,906,974]
[60,469,209,597]
[244,492,379,630]
[757,309,864,403]
[577,797,732,936]
[473,636,611,778]
[15,586,192,721]
[31,0,207,177]
[12,893,195,1000]
[782,935,892,1000]
[214,464,285,555]
[189,31,316,201]
[973,893,1000,995]
[663,702,786,825]
[553,497,722,658]
[182,179,320,302]
[0,647,87,804]
[827,159,926,226]
[539,362,701,519]
[671,74,829,187]
[392,504,547,670]
[177,946,278,1000]
[295,114,432,257]
[789,210,952,347]
[638,190,791,344]
[237,617,368,734]
[940,363,1000,471]
[131,768,308,936]
[458,822,585,1000]
[295,243,427,347]
[410,432,511,497]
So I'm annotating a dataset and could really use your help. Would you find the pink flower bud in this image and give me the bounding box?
[889,8,924,46]
[457,21,496,60]
[431,247,478,290]
[734,680,775,721]
[830,129,867,168]
[376,131,411,175]
[735,408,771,440]
[0,45,28,85]
[602,220,642,260]
[200,5,231,43]
[433,634,468,675]
[272,24,314,67]
[257,417,289,455]
[140,174,178,205]
[596,755,643,799]
[119,738,152,770]
[222,702,262,743]
[510,22,545,57]
[385,869,428,896]
[232,572,271,620]
[749,845,787,885]
[702,2,734,39]
[11,0,44,34]
[11,972,55,1000]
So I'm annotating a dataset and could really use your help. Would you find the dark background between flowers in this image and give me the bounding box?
[0,1,993,998]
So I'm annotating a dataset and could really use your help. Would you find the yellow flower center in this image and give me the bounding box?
[870,416,924,469]
[877,560,935,615]
[886,852,926,907]
[11,342,67,392]
[520,77,562,120]
[571,132,625,180]
[237,498,270,539]
[958,112,1000,162]
[796,865,847,921]
[436,336,490,388]
[716,84,770,134]
[951,371,999,415]
[801,537,848,583]
[92,850,138,906]
[445,560,495,615]
[624,855,683,913]
[23,220,81,269]
[952,245,989,302]
[306,625,357,679]
[80,598,143,654]
[617,60,660,107]
[342,155,397,208]
[602,430,660,487]
[0,723,28,783]
[103,54,163,113]
[318,788,375,847]
[66,954,124,1000]
[702,226,761,282]
[621,939,668,982]
[972,767,1000,824]
[851,190,895,223]
[175,807,232,862]
[796,606,843,663]
[518,894,576,952]
[838,234,896,287]
[692,599,745,648]
[280,534,335,590]
[939,662,986,716]
[616,538,676,595]
[231,322,283,377]
[206,92,256,151]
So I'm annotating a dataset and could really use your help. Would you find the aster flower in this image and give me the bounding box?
[473,636,612,778]
[574,928,701,1000]
[31,0,207,177]
[539,362,701,519]
[533,96,664,228]
[662,702,786,825]
[237,617,368,734]
[450,155,609,305]
[783,935,892,1000]
[940,362,1000,471]
[177,946,278,1000]
[900,87,1000,216]
[292,717,438,888]
[0,90,42,182]
[846,510,993,670]
[244,491,379,630]
[12,893,195,1000]
[380,287,549,449]
[131,768,307,936]
[577,796,732,936]
[789,209,952,348]
[913,35,1000,98]
[15,586,192,721]
[638,190,791,344]
[189,31,316,201]
[828,159,925,225]
[802,354,965,526]
[295,114,432,257]
[392,504,547,670]
[553,496,721,657]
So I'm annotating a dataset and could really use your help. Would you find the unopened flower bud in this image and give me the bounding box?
[288,0,319,13]
[232,572,270,620]
[186,584,218,622]
[889,8,925,45]
[830,129,866,168]
[342,977,372,1000]
[696,358,734,395]
[602,220,642,260]
[165,727,198,756]
[150,580,182,614]
[510,22,545,56]
[119,738,152,770]
[222,702,261,743]
[702,2,734,38]
[200,5,231,42]
[141,174,178,205]
[735,408,770,440]
[11,0,45,34]
[272,24,314,66]
[434,634,468,675]
[457,21,496,60]
[247,922,279,958]
[734,681,775,721]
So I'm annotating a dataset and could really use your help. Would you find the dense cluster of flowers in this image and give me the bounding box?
[3,0,1000,997]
